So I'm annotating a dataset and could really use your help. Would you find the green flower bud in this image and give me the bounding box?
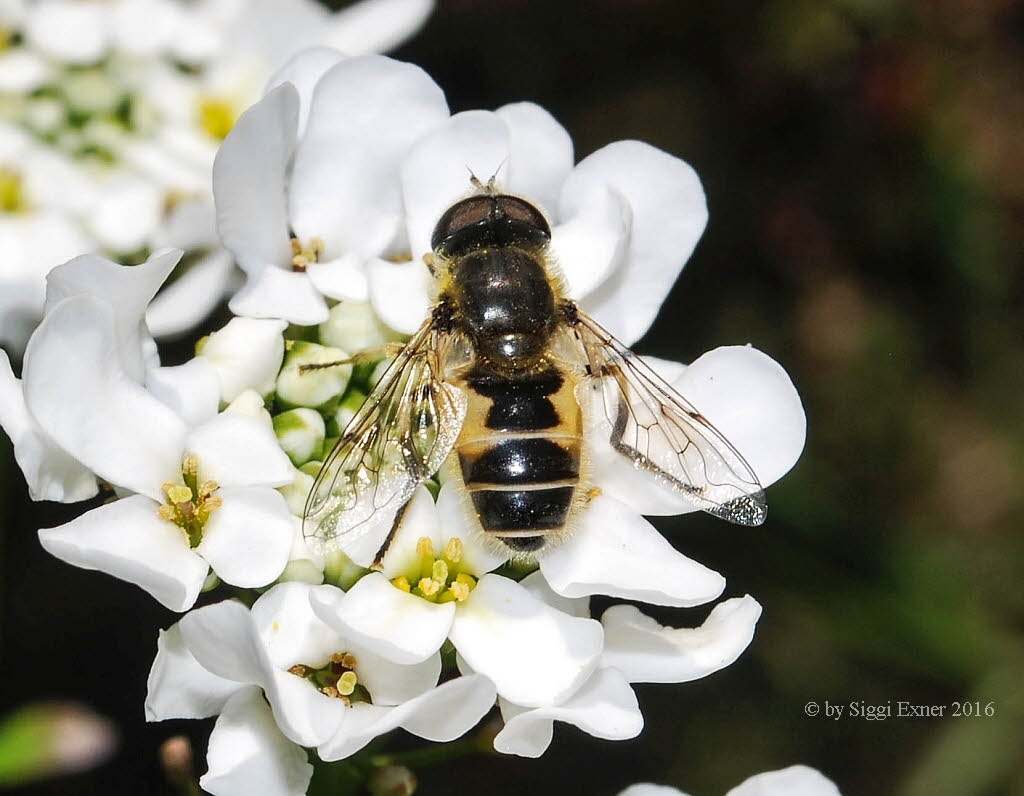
[319,301,397,354]
[276,341,352,410]
[278,559,325,586]
[330,389,368,437]
[278,467,316,517]
[273,408,326,467]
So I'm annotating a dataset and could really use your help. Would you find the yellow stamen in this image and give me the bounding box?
[448,580,471,602]
[336,671,358,696]
[289,236,325,272]
[198,96,237,141]
[418,578,440,598]
[443,537,463,565]
[416,536,435,578]
[166,485,193,505]
[0,168,27,214]
[431,559,448,585]
[391,575,411,593]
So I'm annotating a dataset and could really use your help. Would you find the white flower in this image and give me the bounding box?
[16,260,297,609]
[310,485,605,709]
[0,0,435,350]
[488,572,761,758]
[0,246,189,502]
[213,50,705,345]
[146,582,496,795]
[619,765,842,796]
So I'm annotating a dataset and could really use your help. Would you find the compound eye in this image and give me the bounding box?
[495,196,550,239]
[431,197,494,251]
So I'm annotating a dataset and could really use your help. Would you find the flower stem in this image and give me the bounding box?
[369,734,486,770]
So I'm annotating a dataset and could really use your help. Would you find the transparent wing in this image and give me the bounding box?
[303,320,468,554]
[566,308,767,525]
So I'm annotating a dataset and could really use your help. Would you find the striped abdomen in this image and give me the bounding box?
[454,361,583,553]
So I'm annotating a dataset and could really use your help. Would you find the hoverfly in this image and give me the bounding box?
[303,180,766,561]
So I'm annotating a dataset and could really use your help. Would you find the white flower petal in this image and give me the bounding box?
[618,786,688,796]
[449,574,603,707]
[435,482,508,576]
[348,642,440,707]
[290,55,449,259]
[550,185,630,299]
[0,349,98,503]
[397,673,497,741]
[670,346,806,489]
[265,47,347,137]
[229,267,329,326]
[494,667,642,758]
[562,141,707,345]
[727,765,842,796]
[0,49,49,92]
[23,295,187,499]
[200,316,287,402]
[213,84,297,274]
[401,110,511,260]
[602,596,761,684]
[496,102,573,217]
[146,249,236,339]
[197,487,294,588]
[38,495,208,612]
[145,623,241,721]
[88,176,164,254]
[0,211,92,354]
[44,249,181,382]
[319,673,496,761]
[110,0,183,55]
[186,412,294,488]
[146,358,221,427]
[25,0,109,64]
[306,254,370,302]
[200,688,313,796]
[263,666,348,747]
[179,599,269,684]
[539,495,725,607]
[323,0,435,56]
[593,348,805,517]
[249,583,345,671]
[518,570,589,619]
[366,258,431,335]
[377,486,442,579]
[310,572,455,664]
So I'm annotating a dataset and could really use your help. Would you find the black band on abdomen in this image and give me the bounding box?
[462,438,579,486]
[470,486,575,532]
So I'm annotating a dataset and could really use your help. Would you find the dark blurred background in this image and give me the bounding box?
[3,0,1023,794]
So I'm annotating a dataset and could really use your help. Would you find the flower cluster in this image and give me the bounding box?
[0,51,809,795]
[0,0,433,350]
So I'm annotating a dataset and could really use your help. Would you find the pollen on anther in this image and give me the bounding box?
[418,578,440,597]
[443,537,463,564]
[166,485,193,504]
[337,671,358,696]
